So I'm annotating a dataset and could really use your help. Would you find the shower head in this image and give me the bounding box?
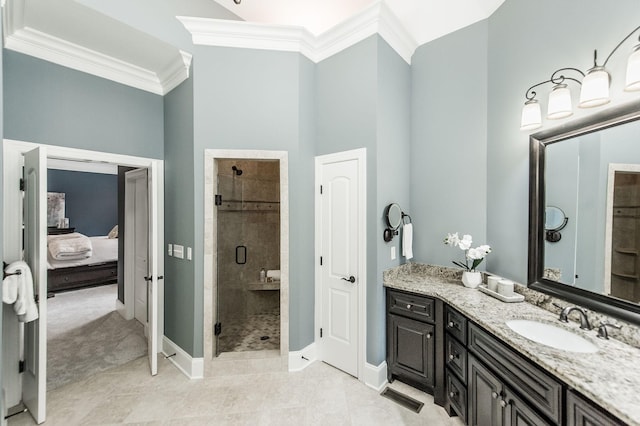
[232,165,243,176]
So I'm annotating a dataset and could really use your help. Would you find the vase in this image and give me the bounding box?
[461,271,482,289]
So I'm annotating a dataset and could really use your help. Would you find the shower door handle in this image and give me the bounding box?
[341,276,356,283]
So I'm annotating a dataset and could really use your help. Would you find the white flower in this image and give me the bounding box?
[444,232,460,246]
[458,234,473,250]
[467,247,487,260]
[478,245,491,254]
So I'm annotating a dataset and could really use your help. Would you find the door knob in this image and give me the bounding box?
[341,276,356,283]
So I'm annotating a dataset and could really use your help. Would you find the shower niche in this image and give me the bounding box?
[215,159,281,355]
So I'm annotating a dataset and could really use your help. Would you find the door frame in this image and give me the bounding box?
[604,163,640,295]
[2,139,165,409]
[314,148,367,380]
[203,149,289,365]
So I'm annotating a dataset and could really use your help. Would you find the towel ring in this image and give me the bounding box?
[3,261,22,279]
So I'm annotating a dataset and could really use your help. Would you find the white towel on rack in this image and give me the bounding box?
[3,261,39,323]
[402,223,413,260]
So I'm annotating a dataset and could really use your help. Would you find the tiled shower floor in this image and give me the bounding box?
[218,311,280,353]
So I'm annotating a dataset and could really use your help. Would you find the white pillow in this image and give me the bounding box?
[108,225,118,239]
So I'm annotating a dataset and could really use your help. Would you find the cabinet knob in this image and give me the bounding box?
[500,399,508,408]
[426,333,432,339]
[448,321,455,328]
[449,391,457,398]
[406,304,412,309]
[448,353,458,360]
[491,391,499,399]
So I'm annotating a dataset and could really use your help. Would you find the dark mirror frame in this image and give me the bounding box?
[528,99,640,326]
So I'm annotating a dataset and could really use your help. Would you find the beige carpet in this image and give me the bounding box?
[47,284,147,390]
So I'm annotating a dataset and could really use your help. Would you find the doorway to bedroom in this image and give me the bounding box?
[2,140,164,423]
[44,160,147,390]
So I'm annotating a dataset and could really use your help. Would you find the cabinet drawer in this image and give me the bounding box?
[468,323,562,425]
[445,305,467,344]
[388,289,435,323]
[446,371,467,423]
[445,333,467,384]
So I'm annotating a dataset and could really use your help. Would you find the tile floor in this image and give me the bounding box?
[8,356,465,425]
[218,312,280,353]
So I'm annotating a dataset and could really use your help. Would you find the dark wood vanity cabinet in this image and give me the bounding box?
[386,289,437,393]
[566,390,625,426]
[385,289,627,426]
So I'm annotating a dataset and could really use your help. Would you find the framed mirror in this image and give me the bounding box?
[529,99,640,326]
[383,203,403,242]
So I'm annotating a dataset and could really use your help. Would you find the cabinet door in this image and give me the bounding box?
[468,355,503,426]
[566,390,625,426]
[389,314,435,388]
[504,387,553,426]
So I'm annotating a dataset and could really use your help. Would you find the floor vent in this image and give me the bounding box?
[380,387,424,413]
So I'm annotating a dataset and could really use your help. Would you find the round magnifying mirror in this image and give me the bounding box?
[545,206,566,231]
[385,203,403,230]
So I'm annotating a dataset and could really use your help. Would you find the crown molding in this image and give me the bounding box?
[178,0,417,64]
[3,0,190,96]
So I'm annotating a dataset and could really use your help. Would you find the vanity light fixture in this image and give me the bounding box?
[520,25,640,131]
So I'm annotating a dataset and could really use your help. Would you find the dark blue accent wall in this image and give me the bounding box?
[47,169,118,237]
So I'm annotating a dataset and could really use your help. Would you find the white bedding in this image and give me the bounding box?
[48,236,118,270]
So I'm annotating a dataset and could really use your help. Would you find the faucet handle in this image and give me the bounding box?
[597,322,622,340]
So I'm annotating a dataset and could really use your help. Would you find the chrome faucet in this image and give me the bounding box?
[558,306,592,330]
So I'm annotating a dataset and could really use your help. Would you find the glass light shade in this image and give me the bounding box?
[547,84,573,119]
[625,44,640,91]
[520,99,542,131]
[579,67,610,108]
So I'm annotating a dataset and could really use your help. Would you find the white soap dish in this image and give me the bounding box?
[478,285,524,303]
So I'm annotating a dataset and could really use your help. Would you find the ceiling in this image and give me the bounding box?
[211,0,506,46]
[3,0,506,94]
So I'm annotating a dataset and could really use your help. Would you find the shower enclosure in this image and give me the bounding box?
[215,159,281,355]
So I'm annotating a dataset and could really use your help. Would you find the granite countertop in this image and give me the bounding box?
[383,264,640,426]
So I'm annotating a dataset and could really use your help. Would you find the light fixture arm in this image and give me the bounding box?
[524,67,585,101]
[602,25,640,67]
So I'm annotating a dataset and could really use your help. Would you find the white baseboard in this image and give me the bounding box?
[363,360,388,392]
[288,342,317,372]
[162,336,204,379]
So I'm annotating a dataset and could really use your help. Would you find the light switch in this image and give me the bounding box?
[187,247,192,261]
[168,244,173,256]
[173,244,184,259]
[391,246,396,260]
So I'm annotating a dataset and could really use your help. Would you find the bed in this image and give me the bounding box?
[47,234,118,293]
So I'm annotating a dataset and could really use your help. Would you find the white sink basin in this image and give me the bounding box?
[506,319,598,353]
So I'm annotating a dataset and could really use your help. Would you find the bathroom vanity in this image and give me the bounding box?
[384,263,639,425]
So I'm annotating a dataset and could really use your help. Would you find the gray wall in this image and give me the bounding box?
[316,35,411,364]
[411,21,488,269]
[3,50,164,159]
[486,0,640,284]
[191,46,316,356]
[47,170,118,236]
[163,75,196,354]
[373,38,411,364]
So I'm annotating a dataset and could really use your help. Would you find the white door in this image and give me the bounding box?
[133,171,149,325]
[146,163,159,375]
[317,154,363,377]
[23,147,47,424]
[125,167,158,375]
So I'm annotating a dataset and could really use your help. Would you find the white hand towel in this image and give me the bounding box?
[5,261,39,323]
[3,274,18,304]
[266,270,281,280]
[402,223,413,260]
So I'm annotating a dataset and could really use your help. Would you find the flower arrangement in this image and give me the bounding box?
[444,232,491,271]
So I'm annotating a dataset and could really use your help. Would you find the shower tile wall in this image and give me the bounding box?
[217,160,280,348]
